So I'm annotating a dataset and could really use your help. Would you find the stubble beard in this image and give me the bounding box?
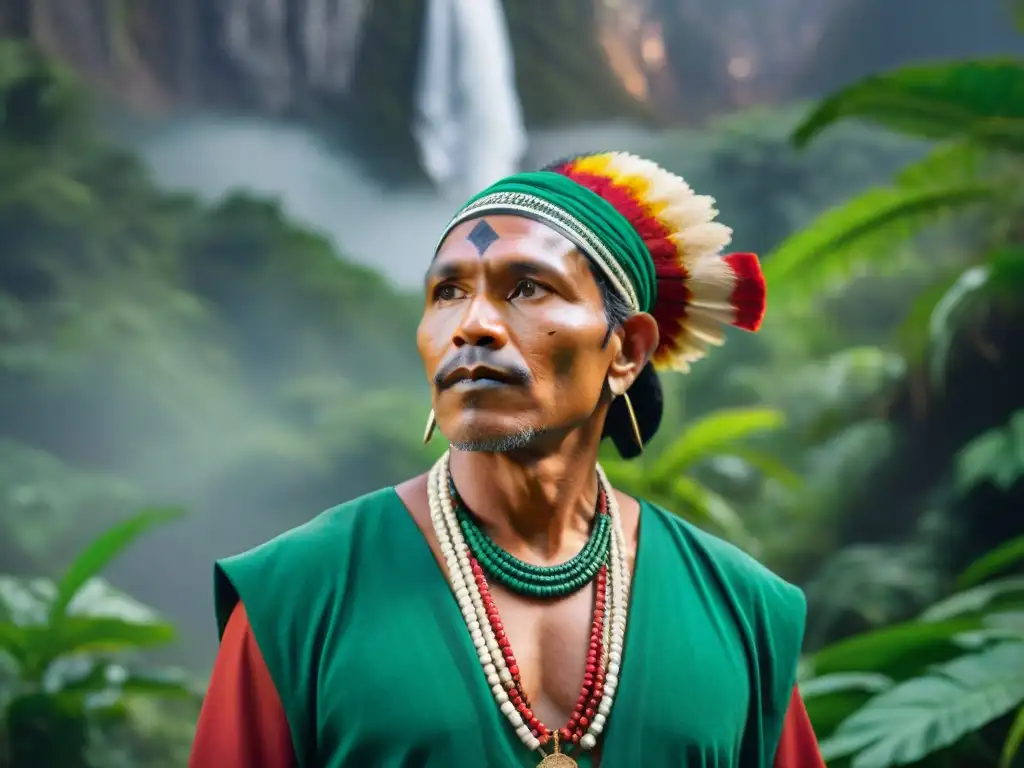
[450,425,541,453]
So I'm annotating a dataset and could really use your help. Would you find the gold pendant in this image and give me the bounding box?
[537,733,577,768]
[537,754,577,768]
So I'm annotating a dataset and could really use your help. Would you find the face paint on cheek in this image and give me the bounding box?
[551,346,577,378]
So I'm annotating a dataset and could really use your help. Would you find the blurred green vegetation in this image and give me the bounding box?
[1,15,1023,766]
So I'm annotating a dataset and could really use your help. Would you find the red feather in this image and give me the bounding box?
[723,252,766,331]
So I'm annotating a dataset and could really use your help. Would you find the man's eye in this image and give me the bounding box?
[435,284,463,301]
[510,280,541,300]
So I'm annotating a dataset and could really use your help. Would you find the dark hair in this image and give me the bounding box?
[586,262,664,460]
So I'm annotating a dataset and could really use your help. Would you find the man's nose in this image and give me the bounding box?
[453,295,508,348]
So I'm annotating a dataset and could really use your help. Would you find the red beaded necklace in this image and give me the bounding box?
[467,489,611,751]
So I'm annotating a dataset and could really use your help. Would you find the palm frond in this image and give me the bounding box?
[764,183,995,304]
[793,60,1024,151]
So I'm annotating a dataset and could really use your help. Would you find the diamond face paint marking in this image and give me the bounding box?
[467,220,499,255]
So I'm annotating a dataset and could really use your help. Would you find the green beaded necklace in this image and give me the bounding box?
[449,476,610,599]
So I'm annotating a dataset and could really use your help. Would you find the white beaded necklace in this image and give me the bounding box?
[427,451,631,760]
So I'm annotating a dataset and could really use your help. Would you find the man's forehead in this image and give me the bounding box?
[438,215,575,259]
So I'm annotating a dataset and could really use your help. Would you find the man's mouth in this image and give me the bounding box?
[442,366,521,390]
[449,377,511,391]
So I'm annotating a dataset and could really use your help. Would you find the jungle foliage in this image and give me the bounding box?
[1,17,1023,765]
[768,23,1024,767]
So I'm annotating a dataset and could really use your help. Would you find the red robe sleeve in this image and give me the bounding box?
[773,686,826,767]
[189,603,297,768]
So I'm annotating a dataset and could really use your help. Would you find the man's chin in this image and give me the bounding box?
[448,426,539,453]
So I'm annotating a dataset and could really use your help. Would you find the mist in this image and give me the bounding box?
[132,116,667,287]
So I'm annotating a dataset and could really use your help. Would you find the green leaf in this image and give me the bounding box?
[598,459,647,492]
[669,476,756,551]
[1001,703,1024,768]
[821,642,1024,768]
[649,407,785,484]
[928,266,992,390]
[49,507,183,622]
[801,672,895,699]
[895,271,963,366]
[60,661,201,699]
[960,536,1024,588]
[920,577,1024,622]
[928,249,1024,391]
[763,183,995,302]
[793,59,1024,150]
[16,616,176,682]
[802,674,896,744]
[724,447,802,489]
[986,246,1024,297]
[813,618,983,678]
[955,412,1024,494]
[0,621,31,669]
[894,142,988,189]
[35,616,177,657]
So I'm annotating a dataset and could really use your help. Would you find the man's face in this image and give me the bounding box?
[418,215,621,452]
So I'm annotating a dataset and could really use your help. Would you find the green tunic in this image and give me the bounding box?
[214,488,805,768]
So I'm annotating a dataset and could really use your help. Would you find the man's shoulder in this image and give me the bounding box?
[641,500,806,620]
[263,486,398,550]
[213,485,404,634]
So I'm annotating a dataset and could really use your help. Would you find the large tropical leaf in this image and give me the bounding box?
[919,576,1024,622]
[811,617,983,679]
[19,618,176,682]
[793,60,1024,150]
[763,183,995,303]
[821,641,1024,768]
[894,141,989,189]
[49,507,183,622]
[802,673,896,743]
[648,407,785,484]
[959,535,1024,588]
[801,672,895,699]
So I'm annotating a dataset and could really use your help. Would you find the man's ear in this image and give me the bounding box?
[607,313,659,395]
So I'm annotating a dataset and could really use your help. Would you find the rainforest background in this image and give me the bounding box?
[1,0,1024,766]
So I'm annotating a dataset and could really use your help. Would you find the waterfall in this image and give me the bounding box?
[414,0,527,200]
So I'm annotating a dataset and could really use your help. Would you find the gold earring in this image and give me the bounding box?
[422,409,436,444]
[622,393,643,452]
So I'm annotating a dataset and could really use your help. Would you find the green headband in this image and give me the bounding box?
[436,171,657,314]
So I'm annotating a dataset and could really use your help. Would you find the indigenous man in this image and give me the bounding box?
[189,153,825,767]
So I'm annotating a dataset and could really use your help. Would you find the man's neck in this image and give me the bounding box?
[447,428,604,559]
